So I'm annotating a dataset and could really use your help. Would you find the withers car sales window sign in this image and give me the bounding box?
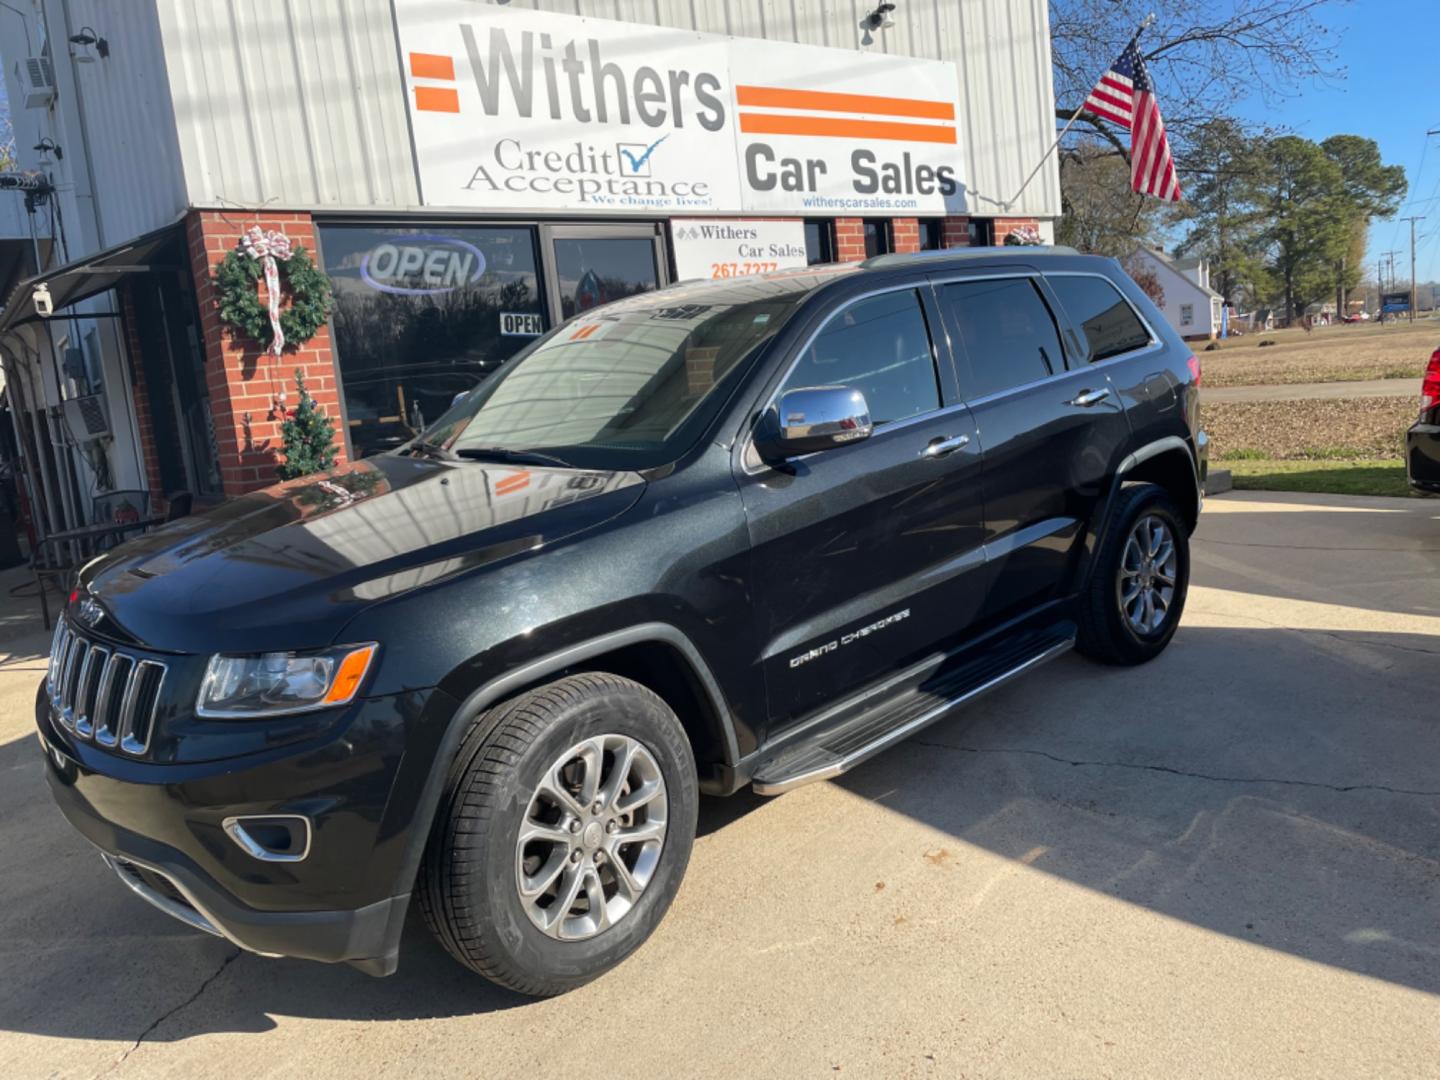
[670,219,809,280]
[394,3,968,216]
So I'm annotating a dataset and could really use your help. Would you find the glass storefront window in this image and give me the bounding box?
[863,219,891,258]
[552,236,659,319]
[319,225,544,459]
[804,220,834,264]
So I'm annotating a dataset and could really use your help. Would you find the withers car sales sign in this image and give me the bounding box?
[394,3,968,216]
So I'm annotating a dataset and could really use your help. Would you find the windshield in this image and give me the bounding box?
[412,282,815,470]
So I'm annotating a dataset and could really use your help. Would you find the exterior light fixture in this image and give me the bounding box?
[68,26,108,62]
[859,4,896,47]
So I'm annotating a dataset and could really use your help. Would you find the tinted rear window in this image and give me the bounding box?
[1046,274,1152,362]
[941,278,1064,400]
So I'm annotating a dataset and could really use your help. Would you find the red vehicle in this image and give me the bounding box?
[1407,347,1440,493]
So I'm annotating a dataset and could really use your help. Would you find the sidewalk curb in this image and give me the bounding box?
[1204,469,1233,496]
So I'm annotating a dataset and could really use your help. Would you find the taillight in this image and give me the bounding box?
[1186,354,1202,387]
[1422,348,1440,411]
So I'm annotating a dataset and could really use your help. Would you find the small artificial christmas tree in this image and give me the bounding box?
[278,370,338,480]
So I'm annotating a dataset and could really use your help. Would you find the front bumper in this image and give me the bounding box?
[36,681,460,975]
[1407,420,1440,493]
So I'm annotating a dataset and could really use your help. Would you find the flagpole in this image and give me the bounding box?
[1002,12,1157,212]
[1004,104,1087,211]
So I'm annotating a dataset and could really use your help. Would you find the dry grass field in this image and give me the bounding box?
[1201,318,1436,387]
[1202,396,1412,461]
[1195,318,1431,496]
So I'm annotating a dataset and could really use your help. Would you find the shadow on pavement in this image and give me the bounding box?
[0,622,1434,1041]
[1193,498,1440,618]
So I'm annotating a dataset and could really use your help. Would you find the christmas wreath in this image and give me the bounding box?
[213,226,333,354]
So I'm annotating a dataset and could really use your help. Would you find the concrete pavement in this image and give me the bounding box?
[0,491,1436,1078]
[1204,377,1414,403]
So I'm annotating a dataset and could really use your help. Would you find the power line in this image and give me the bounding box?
[1390,127,1440,265]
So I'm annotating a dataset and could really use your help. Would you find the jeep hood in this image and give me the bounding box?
[76,456,645,654]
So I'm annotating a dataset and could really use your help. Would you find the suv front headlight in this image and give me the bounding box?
[196,644,378,718]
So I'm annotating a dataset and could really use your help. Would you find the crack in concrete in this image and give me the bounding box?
[98,947,242,1078]
[907,739,1440,798]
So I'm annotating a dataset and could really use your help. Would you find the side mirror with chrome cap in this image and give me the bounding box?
[756,386,873,461]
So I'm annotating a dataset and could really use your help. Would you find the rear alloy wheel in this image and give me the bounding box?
[1117,514,1179,636]
[418,673,697,996]
[1076,482,1189,665]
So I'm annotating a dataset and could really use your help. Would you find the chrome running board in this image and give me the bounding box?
[751,624,1074,795]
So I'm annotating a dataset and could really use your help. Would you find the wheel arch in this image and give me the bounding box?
[1116,436,1201,534]
[395,624,742,906]
[1068,436,1200,598]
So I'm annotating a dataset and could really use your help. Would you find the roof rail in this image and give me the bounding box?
[859,245,1080,270]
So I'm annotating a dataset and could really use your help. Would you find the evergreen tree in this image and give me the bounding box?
[278,370,337,480]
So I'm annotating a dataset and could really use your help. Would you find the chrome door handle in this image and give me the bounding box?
[921,434,970,458]
[1066,387,1111,407]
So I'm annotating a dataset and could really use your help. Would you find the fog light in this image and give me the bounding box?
[222,815,312,862]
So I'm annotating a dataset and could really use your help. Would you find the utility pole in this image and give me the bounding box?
[1401,216,1425,323]
[1378,252,1401,321]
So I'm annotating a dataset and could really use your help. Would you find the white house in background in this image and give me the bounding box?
[1129,247,1225,340]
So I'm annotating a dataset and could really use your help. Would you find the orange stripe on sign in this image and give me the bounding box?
[409,52,455,80]
[414,86,460,113]
[738,113,956,144]
[736,85,954,120]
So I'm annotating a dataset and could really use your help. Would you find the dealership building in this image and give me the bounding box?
[0,0,1059,541]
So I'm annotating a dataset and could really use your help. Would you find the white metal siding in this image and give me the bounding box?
[55,1,189,243]
[151,0,1057,217]
[155,0,420,209]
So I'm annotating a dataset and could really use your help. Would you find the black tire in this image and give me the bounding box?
[417,673,698,997]
[1076,483,1190,665]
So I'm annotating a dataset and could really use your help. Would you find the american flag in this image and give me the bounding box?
[1083,37,1182,203]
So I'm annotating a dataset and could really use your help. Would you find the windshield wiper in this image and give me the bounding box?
[455,446,575,468]
[404,439,456,461]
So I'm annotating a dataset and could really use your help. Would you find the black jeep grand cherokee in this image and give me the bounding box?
[37,248,1205,996]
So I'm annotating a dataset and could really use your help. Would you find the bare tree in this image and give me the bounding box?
[1050,0,1344,163]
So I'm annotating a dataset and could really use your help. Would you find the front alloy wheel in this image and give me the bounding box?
[418,673,697,996]
[517,734,668,941]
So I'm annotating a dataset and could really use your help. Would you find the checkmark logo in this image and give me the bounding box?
[616,136,669,177]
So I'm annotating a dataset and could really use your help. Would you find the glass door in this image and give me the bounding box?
[541,224,667,320]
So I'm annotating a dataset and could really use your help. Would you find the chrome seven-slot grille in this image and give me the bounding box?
[46,617,167,756]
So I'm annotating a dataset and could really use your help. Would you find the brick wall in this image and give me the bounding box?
[890,218,920,254]
[118,283,166,506]
[834,218,866,262]
[992,217,1041,246]
[942,216,972,248]
[185,210,346,496]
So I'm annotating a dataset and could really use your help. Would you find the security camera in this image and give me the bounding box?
[32,282,53,318]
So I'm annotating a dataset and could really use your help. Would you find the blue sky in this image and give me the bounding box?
[1234,0,1440,284]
